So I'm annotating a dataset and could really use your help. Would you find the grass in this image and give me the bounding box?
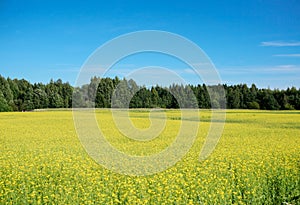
[0,110,299,204]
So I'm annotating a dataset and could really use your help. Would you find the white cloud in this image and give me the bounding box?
[270,65,299,71]
[273,54,300,57]
[260,41,300,47]
[220,65,300,74]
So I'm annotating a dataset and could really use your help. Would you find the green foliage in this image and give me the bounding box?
[0,74,300,111]
[0,76,73,111]
[0,91,12,112]
[247,101,260,109]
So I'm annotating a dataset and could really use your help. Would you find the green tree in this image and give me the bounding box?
[15,79,34,111]
[151,87,159,108]
[95,78,115,108]
[33,83,49,109]
[88,76,101,106]
[0,75,13,110]
[46,79,64,108]
[0,91,12,112]
[7,78,19,110]
[247,101,260,109]
[72,88,87,108]
[259,89,280,110]
[62,82,73,108]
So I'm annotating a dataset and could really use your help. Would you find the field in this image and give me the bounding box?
[0,110,299,204]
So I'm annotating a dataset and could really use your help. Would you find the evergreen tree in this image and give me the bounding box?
[0,90,12,112]
[0,74,300,111]
[0,75,13,110]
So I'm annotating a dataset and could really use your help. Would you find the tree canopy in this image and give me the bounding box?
[0,75,299,111]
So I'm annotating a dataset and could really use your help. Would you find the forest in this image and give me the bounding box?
[0,75,299,112]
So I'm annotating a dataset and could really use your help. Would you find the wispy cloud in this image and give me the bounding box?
[269,65,299,71]
[260,41,300,47]
[273,54,300,57]
[220,65,300,74]
[183,68,195,74]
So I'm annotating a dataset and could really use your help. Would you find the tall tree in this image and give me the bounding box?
[0,75,13,110]
[62,82,73,108]
[0,90,11,112]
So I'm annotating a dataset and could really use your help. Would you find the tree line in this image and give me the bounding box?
[0,75,299,112]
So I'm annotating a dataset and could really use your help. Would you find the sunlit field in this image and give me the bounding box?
[0,110,299,204]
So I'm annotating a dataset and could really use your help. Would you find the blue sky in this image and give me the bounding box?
[0,0,299,88]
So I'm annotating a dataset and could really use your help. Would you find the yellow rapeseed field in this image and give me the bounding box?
[0,110,299,204]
